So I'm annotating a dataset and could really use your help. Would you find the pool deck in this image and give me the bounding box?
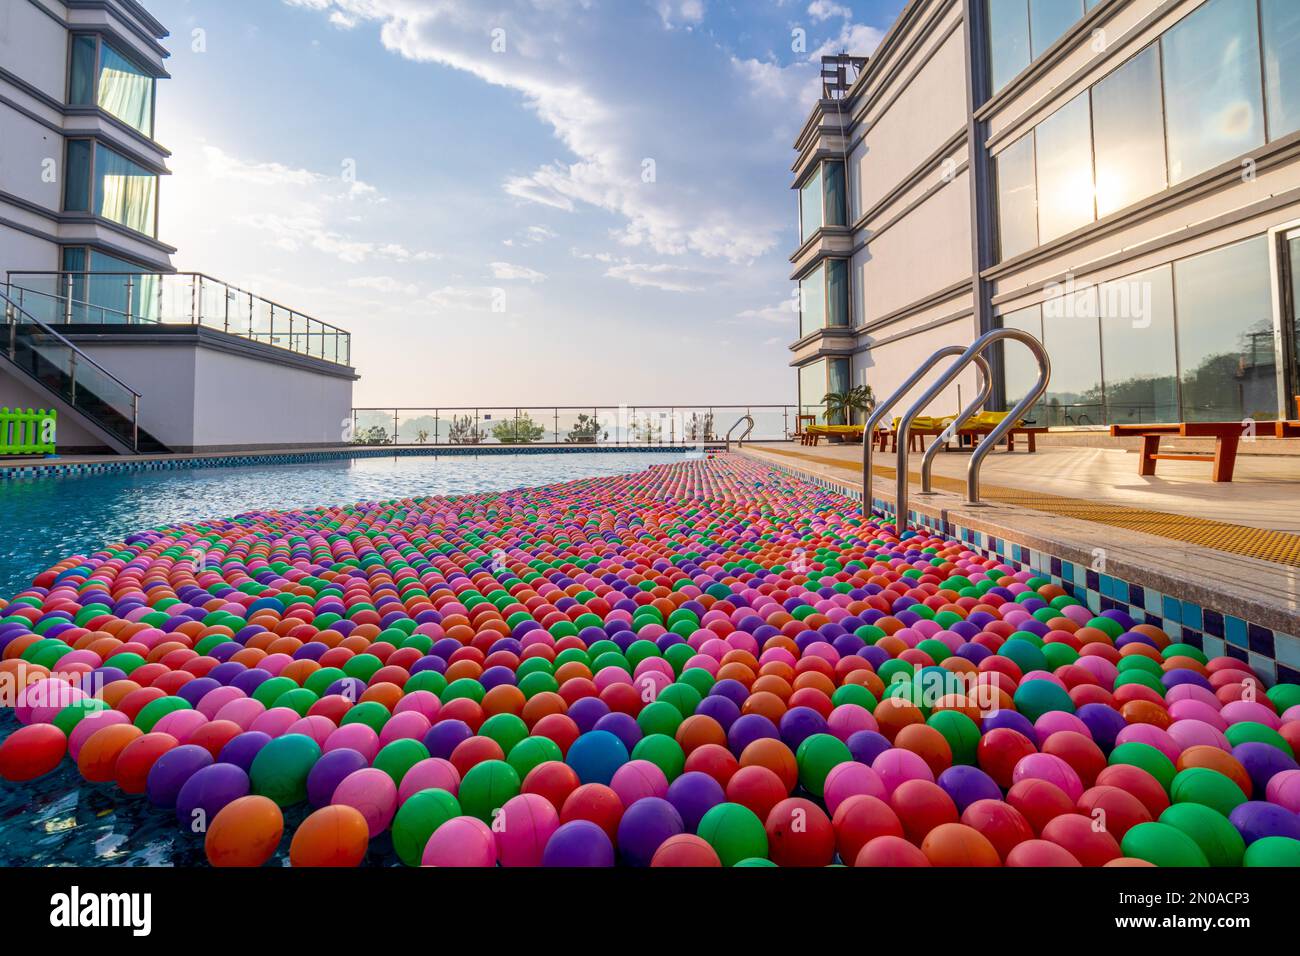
[738,441,1300,637]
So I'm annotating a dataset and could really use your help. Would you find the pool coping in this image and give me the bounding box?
[736,447,1300,686]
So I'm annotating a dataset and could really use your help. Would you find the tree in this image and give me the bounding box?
[415,429,429,444]
[447,414,485,444]
[352,424,391,445]
[629,413,663,443]
[492,413,547,444]
[565,414,605,443]
[685,412,715,442]
[823,384,876,425]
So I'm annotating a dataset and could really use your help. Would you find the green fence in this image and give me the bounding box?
[0,407,57,455]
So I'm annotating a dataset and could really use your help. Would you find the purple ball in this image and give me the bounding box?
[616,797,684,867]
[175,762,249,829]
[423,720,472,760]
[846,730,893,766]
[306,747,370,807]
[231,669,272,696]
[1228,801,1300,844]
[665,771,726,831]
[593,712,642,753]
[1075,703,1128,752]
[542,820,615,867]
[709,679,750,709]
[145,744,214,808]
[937,765,1002,813]
[727,713,779,756]
[982,709,1038,745]
[567,697,611,734]
[695,694,740,732]
[1232,742,1298,797]
[176,677,221,707]
[217,731,272,774]
[779,706,829,752]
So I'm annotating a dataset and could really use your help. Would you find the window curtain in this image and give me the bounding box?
[97,43,154,135]
[94,145,157,236]
[69,35,97,105]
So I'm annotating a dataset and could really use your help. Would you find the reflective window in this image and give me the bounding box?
[824,162,846,227]
[998,305,1044,411]
[94,144,158,236]
[1030,0,1084,59]
[63,140,92,211]
[996,132,1038,260]
[1035,93,1095,242]
[98,42,154,136]
[829,358,851,421]
[826,259,849,327]
[800,264,826,339]
[1092,46,1167,217]
[988,0,1032,94]
[1100,266,1180,424]
[1041,286,1104,425]
[1162,0,1264,184]
[1174,237,1276,421]
[800,166,823,242]
[1262,0,1300,139]
[69,35,96,105]
[799,360,828,423]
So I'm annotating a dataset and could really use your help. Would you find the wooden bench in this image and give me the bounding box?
[961,425,1048,452]
[1110,422,1245,482]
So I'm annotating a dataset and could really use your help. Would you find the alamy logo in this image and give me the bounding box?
[49,887,152,936]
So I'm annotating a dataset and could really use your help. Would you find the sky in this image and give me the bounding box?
[148,0,903,407]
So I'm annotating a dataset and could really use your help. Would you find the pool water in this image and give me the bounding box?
[0,452,694,602]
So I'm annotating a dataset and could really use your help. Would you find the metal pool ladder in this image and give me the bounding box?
[861,328,1050,529]
[725,414,755,451]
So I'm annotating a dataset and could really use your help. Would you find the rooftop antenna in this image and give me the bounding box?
[820,52,868,99]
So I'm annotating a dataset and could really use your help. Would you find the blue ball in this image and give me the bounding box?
[565,730,630,786]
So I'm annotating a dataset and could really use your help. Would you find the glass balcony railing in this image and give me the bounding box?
[4,271,352,367]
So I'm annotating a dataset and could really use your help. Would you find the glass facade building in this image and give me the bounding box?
[68,33,156,136]
[63,140,159,236]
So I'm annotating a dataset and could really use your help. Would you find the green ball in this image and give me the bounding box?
[657,683,703,718]
[928,710,981,766]
[1012,680,1075,723]
[403,671,447,697]
[1160,803,1246,866]
[305,666,347,697]
[1224,722,1294,759]
[1040,642,1078,670]
[458,759,521,823]
[342,653,384,683]
[134,695,191,732]
[1120,822,1209,867]
[1087,616,1124,639]
[630,734,686,781]
[518,671,559,698]
[734,857,778,867]
[637,701,683,738]
[372,738,430,787]
[391,788,461,866]
[441,677,486,704]
[53,698,110,736]
[1266,683,1300,714]
[250,733,321,806]
[1170,767,1247,817]
[105,652,146,675]
[479,713,529,755]
[795,733,852,797]
[1243,836,1300,867]
[340,700,391,734]
[678,667,715,698]
[1161,642,1208,665]
[916,639,951,664]
[831,684,878,711]
[507,736,563,779]
[1109,742,1177,792]
[273,687,318,717]
[1113,670,1165,695]
[697,802,768,866]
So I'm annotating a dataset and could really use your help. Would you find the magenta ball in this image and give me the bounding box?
[422,816,498,867]
[331,768,398,837]
[495,793,560,867]
[823,761,887,814]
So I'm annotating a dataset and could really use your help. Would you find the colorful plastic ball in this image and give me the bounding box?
[855,835,930,867]
[1040,812,1120,866]
[0,723,67,781]
[145,744,214,808]
[289,805,371,867]
[725,765,787,822]
[616,796,684,867]
[794,733,852,797]
[871,747,934,796]
[697,802,768,867]
[823,761,887,815]
[1228,801,1300,845]
[936,765,1001,814]
[1095,764,1170,820]
[331,768,398,837]
[610,759,669,808]
[421,816,498,867]
[651,833,721,867]
[249,733,321,807]
[392,788,461,867]
[1243,835,1300,867]
[1266,769,1300,813]
[205,795,284,867]
[1012,752,1084,802]
[114,732,179,794]
[1006,778,1075,835]
[565,730,629,786]
[175,763,250,835]
[1075,785,1152,841]
[665,771,726,831]
[397,757,461,805]
[921,822,1001,867]
[1160,803,1246,867]
[833,794,904,864]
[630,733,685,781]
[542,820,615,867]
[522,761,581,814]
[306,748,369,808]
[977,727,1036,789]
[495,793,560,867]
[891,779,958,844]
[458,759,522,824]
[764,797,835,867]
[1005,839,1081,867]
[1170,767,1247,817]
[960,799,1034,862]
[560,783,624,841]
[1121,821,1209,867]
[76,723,142,782]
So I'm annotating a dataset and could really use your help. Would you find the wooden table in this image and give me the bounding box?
[1110,422,1245,482]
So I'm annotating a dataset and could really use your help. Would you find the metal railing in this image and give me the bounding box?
[2,287,142,452]
[725,414,755,451]
[5,271,352,366]
[878,329,1050,528]
[350,406,796,446]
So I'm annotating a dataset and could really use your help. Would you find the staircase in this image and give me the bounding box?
[1,288,168,455]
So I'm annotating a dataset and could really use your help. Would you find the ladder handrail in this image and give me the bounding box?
[918,354,994,495]
[894,328,1050,527]
[725,414,755,450]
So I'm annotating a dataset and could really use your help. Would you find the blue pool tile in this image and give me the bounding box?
[1278,664,1300,686]
[1162,596,1182,623]
[1225,644,1248,663]
[1247,624,1275,658]
[1203,609,1225,639]
[1192,633,1214,655]
[1181,602,1203,632]
[1225,615,1247,648]
[1248,654,1277,685]
[1128,582,1144,606]
[1275,633,1300,670]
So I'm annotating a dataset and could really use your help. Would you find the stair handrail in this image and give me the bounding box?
[1,285,142,452]
[725,414,755,451]
[917,355,995,495]
[894,328,1050,526]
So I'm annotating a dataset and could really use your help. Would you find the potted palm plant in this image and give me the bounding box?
[822,385,876,442]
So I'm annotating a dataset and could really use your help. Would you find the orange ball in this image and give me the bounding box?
[77,723,143,783]
[1175,745,1252,798]
[205,795,284,867]
[921,822,1002,867]
[289,805,370,867]
[675,715,726,754]
[739,738,798,794]
[874,697,925,742]
[114,732,179,794]
[740,690,787,724]
[894,723,953,777]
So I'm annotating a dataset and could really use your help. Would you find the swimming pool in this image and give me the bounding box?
[0,451,696,602]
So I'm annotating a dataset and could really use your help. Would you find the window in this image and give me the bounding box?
[799,360,828,423]
[1092,46,1167,217]
[1041,285,1104,425]
[800,264,826,339]
[1030,0,1084,59]
[800,166,823,243]
[1261,0,1300,140]
[63,140,158,236]
[828,357,851,422]
[63,140,93,212]
[1100,266,1179,424]
[988,0,1032,94]
[823,162,846,227]
[995,133,1038,260]
[1034,92,1094,242]
[66,34,156,136]
[1162,0,1264,184]
[826,259,849,328]
[1173,237,1276,421]
[997,305,1044,411]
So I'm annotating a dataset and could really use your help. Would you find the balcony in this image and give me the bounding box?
[4,271,351,366]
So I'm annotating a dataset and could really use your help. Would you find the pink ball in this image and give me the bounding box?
[379,711,432,747]
[1012,753,1083,802]
[827,703,877,742]
[1074,656,1118,687]
[1166,684,1221,709]
[196,686,245,720]
[1034,712,1090,740]
[1265,769,1300,812]
[324,723,381,762]
[631,670,672,701]
[151,709,210,743]
[15,678,80,725]
[422,816,498,867]
[1220,700,1280,729]
[823,761,887,814]
[397,757,461,805]
[1166,719,1230,753]
[331,767,398,837]
[871,747,934,796]
[1115,724,1180,763]
[287,715,336,748]
[592,666,632,692]
[258,653,293,677]
[68,710,131,761]
[249,706,300,738]
[494,793,560,867]
[394,690,441,722]
[1167,699,1227,730]
[213,696,265,730]
[610,759,669,807]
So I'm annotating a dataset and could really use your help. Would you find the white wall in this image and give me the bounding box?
[0,0,70,103]
[0,103,64,212]
[0,362,106,451]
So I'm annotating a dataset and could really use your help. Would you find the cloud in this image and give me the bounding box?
[503,225,558,247]
[203,145,380,200]
[490,261,547,282]
[425,285,499,312]
[604,262,703,293]
[737,299,797,323]
[656,0,705,28]
[807,0,851,22]
[810,22,886,59]
[239,211,437,264]
[347,275,419,295]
